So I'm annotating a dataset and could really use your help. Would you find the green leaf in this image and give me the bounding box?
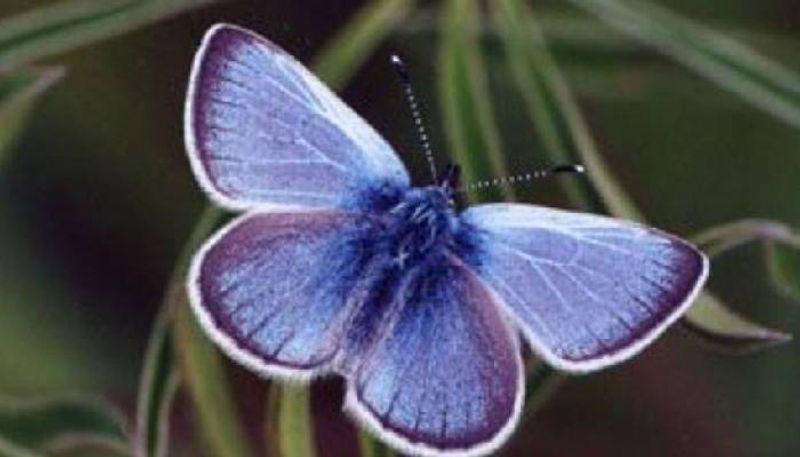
[169,206,255,457]
[492,0,640,218]
[679,219,795,349]
[496,0,791,356]
[312,0,415,88]
[523,363,564,416]
[357,432,396,457]
[0,435,42,457]
[267,386,317,457]
[173,292,256,457]
[566,0,800,130]
[0,0,221,72]
[134,303,179,457]
[493,0,597,210]
[439,0,513,202]
[0,66,63,165]
[692,219,800,257]
[766,240,800,301]
[0,394,128,456]
[683,292,791,353]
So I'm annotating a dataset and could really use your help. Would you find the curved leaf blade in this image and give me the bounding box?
[493,0,639,217]
[0,435,42,457]
[680,219,795,349]
[692,219,799,257]
[312,0,415,89]
[439,0,513,202]
[0,66,63,166]
[134,303,179,457]
[267,386,316,457]
[357,432,396,457]
[566,0,800,130]
[0,394,128,455]
[496,0,787,355]
[493,0,598,210]
[766,240,800,302]
[169,206,254,457]
[683,292,791,352]
[0,0,220,72]
[173,292,255,457]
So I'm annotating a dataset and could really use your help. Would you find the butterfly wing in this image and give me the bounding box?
[188,210,381,380]
[460,203,708,373]
[185,24,409,211]
[344,254,523,457]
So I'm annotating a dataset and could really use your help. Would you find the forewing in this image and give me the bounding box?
[345,255,523,457]
[185,24,409,211]
[461,204,708,373]
[187,210,375,380]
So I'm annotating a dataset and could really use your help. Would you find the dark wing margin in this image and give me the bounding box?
[184,23,409,211]
[460,203,708,373]
[187,210,375,381]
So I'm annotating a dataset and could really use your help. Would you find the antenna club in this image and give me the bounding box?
[548,164,585,175]
[389,54,410,82]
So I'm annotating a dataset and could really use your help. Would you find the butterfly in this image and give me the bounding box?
[184,23,709,457]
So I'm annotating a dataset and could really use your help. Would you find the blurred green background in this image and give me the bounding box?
[1,0,799,456]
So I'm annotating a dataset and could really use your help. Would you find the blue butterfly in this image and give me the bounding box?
[184,24,709,457]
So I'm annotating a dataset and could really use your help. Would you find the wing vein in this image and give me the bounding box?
[496,243,575,313]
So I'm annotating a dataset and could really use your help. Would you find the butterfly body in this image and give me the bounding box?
[184,23,709,457]
[383,185,459,268]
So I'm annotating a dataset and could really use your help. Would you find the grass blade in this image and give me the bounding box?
[493,0,638,217]
[358,432,396,457]
[494,0,597,210]
[138,205,224,457]
[173,290,256,457]
[0,66,63,166]
[439,0,513,201]
[680,219,796,349]
[133,303,179,457]
[767,241,800,302]
[312,0,415,89]
[567,0,800,130]
[0,435,42,457]
[691,219,800,257]
[0,0,220,72]
[167,207,256,457]
[683,293,791,353]
[496,0,788,402]
[267,386,316,457]
[0,394,128,456]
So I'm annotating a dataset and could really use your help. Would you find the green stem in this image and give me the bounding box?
[0,0,221,72]
[166,206,258,457]
[691,219,800,257]
[439,0,514,202]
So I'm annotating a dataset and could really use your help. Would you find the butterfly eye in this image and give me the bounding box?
[438,163,462,190]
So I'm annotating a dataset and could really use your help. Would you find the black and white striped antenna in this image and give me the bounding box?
[461,164,585,193]
[390,54,437,183]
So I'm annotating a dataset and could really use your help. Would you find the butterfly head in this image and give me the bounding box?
[387,183,460,269]
[438,163,462,207]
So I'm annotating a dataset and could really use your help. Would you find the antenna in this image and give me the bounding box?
[390,54,437,182]
[462,164,584,193]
